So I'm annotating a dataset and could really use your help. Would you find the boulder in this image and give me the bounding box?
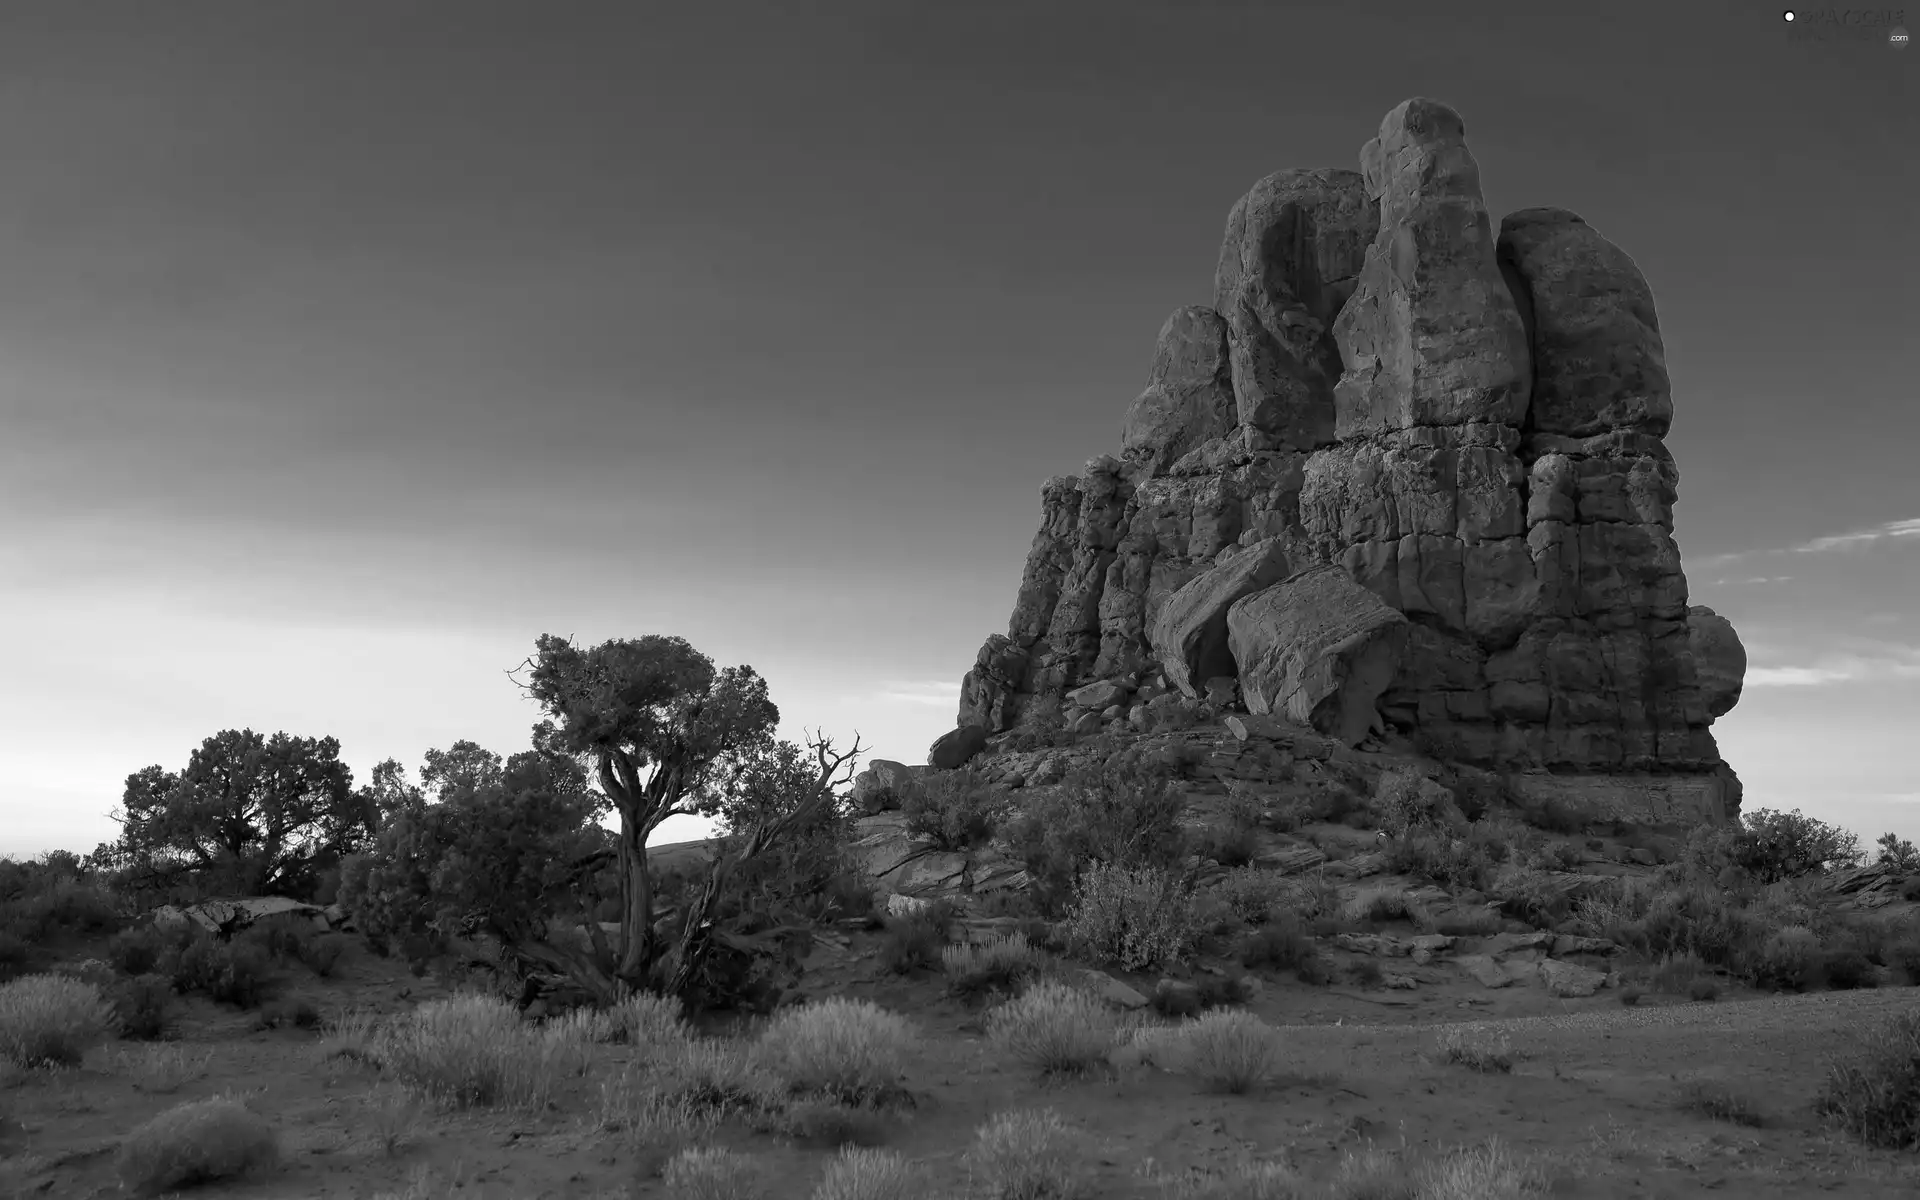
[1066,679,1132,712]
[1228,565,1409,746]
[851,759,925,815]
[1539,958,1609,998]
[928,724,989,770]
[1148,536,1295,698]
[1687,605,1746,719]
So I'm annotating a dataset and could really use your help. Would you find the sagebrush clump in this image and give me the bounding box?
[0,972,119,1068]
[986,980,1116,1077]
[750,997,914,1106]
[115,1095,281,1195]
[1061,862,1202,972]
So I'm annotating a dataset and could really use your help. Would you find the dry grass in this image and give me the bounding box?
[750,997,914,1106]
[372,992,564,1111]
[113,1043,213,1094]
[985,980,1117,1077]
[1816,1008,1920,1150]
[808,1146,930,1200]
[964,1108,1095,1199]
[661,1145,766,1199]
[593,1063,723,1177]
[0,972,119,1068]
[114,1093,280,1195]
[942,932,1043,999]
[364,1081,429,1155]
[1675,1079,1767,1127]
[1171,1010,1286,1095]
[1432,1025,1514,1074]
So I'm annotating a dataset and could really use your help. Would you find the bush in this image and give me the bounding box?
[1744,925,1824,992]
[1004,761,1189,917]
[942,933,1042,1002]
[963,1109,1093,1200]
[374,993,558,1110]
[1239,912,1317,974]
[1816,1009,1920,1150]
[1434,1025,1514,1074]
[609,990,693,1048]
[900,765,1007,851]
[1374,770,1463,837]
[877,900,953,975]
[1205,867,1294,926]
[751,998,914,1107]
[108,974,174,1041]
[254,997,321,1031]
[661,1146,765,1199]
[1061,862,1203,972]
[1823,948,1878,991]
[1645,951,1720,1001]
[1875,833,1920,873]
[298,933,349,978]
[985,980,1115,1077]
[0,973,119,1067]
[808,1146,927,1200]
[115,1095,280,1194]
[1172,1010,1285,1095]
[1676,1080,1766,1127]
[1726,809,1863,883]
[107,926,168,977]
[0,932,35,984]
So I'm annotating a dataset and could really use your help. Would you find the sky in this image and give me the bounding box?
[2,1,1913,861]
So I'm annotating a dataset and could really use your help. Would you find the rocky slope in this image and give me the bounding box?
[953,97,1746,822]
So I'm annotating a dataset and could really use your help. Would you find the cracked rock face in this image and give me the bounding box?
[956,97,1745,783]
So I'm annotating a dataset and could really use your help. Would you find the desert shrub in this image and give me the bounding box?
[1374,770,1464,838]
[163,933,277,1008]
[115,1043,212,1094]
[235,913,318,963]
[297,932,349,977]
[900,765,1007,851]
[107,926,169,976]
[593,1065,720,1176]
[0,973,119,1067]
[1198,792,1268,870]
[0,932,36,985]
[963,1108,1094,1200]
[877,899,954,974]
[661,1146,765,1199]
[1172,1009,1285,1095]
[107,974,174,1041]
[374,993,557,1110]
[942,932,1042,1001]
[1875,833,1920,872]
[1823,947,1878,990]
[1238,911,1318,974]
[1414,1140,1550,1199]
[1420,907,1505,938]
[1384,830,1496,890]
[1434,1025,1513,1074]
[751,998,913,1107]
[1003,761,1189,917]
[114,1094,280,1194]
[1347,958,1385,988]
[1194,973,1254,1010]
[1743,925,1825,992]
[1815,1009,1920,1150]
[1644,951,1720,1001]
[652,1038,787,1119]
[609,990,694,1048]
[1345,885,1416,925]
[808,1146,927,1200]
[1205,867,1294,926]
[1521,794,1588,836]
[0,859,126,943]
[986,980,1115,1077]
[1676,1080,1766,1127]
[1001,695,1072,753]
[1885,933,1920,984]
[1061,862,1203,972]
[1571,875,1759,972]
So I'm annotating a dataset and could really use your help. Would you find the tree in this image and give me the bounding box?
[1728,808,1863,883]
[108,729,377,900]
[513,634,862,998]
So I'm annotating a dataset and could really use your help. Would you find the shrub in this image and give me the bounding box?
[1645,952,1719,1001]
[652,1038,787,1119]
[963,1108,1093,1200]
[1727,809,1863,883]
[878,899,954,975]
[166,936,277,1009]
[1206,867,1294,926]
[942,933,1042,1001]
[1416,1139,1550,1200]
[901,765,1007,851]
[0,931,35,984]
[1003,761,1189,917]
[1676,1080,1766,1127]
[254,997,321,1031]
[1815,1009,1920,1150]
[115,1095,280,1194]
[751,998,913,1107]
[808,1147,928,1200]
[108,974,174,1041]
[1374,769,1464,837]
[0,973,119,1067]
[1061,862,1202,972]
[1823,947,1878,991]
[1345,885,1415,925]
[661,1146,765,1199]
[1239,913,1317,973]
[115,1043,212,1094]
[593,1065,720,1176]
[364,1083,426,1156]
[1385,831,1495,890]
[985,980,1115,1077]
[1172,1010,1284,1095]
[298,933,349,978]
[1193,973,1254,1010]
[1434,1025,1513,1074]
[107,926,169,977]
[1744,925,1824,992]
[609,990,694,1048]
[374,993,557,1110]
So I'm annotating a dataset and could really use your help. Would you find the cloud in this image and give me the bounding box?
[874,681,961,707]
[1692,517,1920,568]
[1744,644,1920,688]
[1706,575,1794,586]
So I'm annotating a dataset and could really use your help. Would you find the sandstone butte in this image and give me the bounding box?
[943,97,1750,831]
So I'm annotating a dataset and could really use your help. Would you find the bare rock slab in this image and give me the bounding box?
[1228,564,1409,746]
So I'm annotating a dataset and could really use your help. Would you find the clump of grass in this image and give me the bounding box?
[1417,1138,1551,1199]
[1815,1009,1920,1150]
[1171,1010,1285,1095]
[593,1066,721,1178]
[652,1038,787,1120]
[963,1108,1094,1200]
[766,1096,891,1149]
[878,900,954,974]
[373,993,557,1111]
[661,1146,765,1199]
[808,1146,928,1200]
[942,932,1043,1001]
[1434,1025,1514,1074]
[1239,912,1320,977]
[750,998,913,1107]
[254,996,321,1031]
[985,980,1116,1078]
[364,1082,427,1156]
[107,973,173,1041]
[0,972,119,1068]
[115,1043,213,1094]
[1153,1157,1309,1199]
[1344,885,1415,925]
[609,989,694,1048]
[1205,867,1295,926]
[114,1094,280,1195]
[1675,1080,1766,1128]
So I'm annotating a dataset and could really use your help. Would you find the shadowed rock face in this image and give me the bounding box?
[956,97,1744,788]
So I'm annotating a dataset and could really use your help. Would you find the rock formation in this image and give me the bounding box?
[954,98,1746,810]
